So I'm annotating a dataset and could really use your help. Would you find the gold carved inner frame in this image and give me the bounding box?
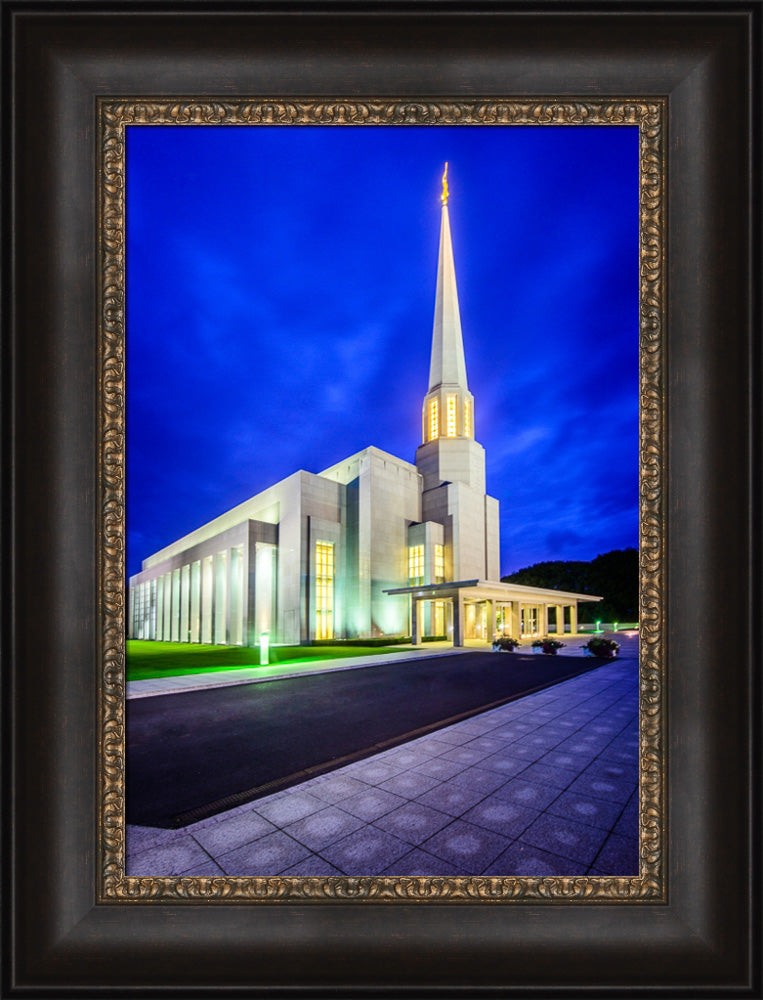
[99,99,665,903]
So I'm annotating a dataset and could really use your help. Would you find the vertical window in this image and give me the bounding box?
[447,395,457,436]
[171,568,181,641]
[408,545,425,585]
[150,579,158,640]
[162,571,172,640]
[428,398,439,441]
[315,541,335,640]
[180,564,190,642]
[229,547,243,645]
[434,544,445,583]
[214,551,227,644]
[156,576,164,641]
[201,557,213,643]
[190,561,201,643]
[464,399,472,438]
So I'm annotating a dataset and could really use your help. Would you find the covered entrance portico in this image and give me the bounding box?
[384,579,601,648]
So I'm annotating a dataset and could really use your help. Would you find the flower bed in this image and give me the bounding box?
[581,636,620,658]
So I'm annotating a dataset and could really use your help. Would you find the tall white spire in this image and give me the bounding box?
[428,164,468,392]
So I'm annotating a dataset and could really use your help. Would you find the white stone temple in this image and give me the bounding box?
[128,168,600,647]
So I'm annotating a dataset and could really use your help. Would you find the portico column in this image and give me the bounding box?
[411,596,422,645]
[510,602,521,640]
[539,605,548,637]
[557,605,565,635]
[452,593,466,647]
[488,600,496,643]
[570,603,578,635]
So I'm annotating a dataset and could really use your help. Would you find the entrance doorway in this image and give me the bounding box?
[521,605,540,637]
[465,601,489,640]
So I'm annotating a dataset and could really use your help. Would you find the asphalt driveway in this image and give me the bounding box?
[127,651,608,828]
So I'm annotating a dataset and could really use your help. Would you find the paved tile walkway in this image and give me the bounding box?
[126,643,639,878]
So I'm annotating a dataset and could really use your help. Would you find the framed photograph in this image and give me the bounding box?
[5,3,759,994]
[113,105,654,895]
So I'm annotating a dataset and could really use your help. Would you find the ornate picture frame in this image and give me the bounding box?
[100,98,665,904]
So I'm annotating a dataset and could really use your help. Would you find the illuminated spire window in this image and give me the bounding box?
[464,399,472,438]
[428,398,439,441]
[446,396,457,437]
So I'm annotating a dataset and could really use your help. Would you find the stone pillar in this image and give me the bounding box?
[488,600,497,643]
[452,593,465,647]
[510,602,521,639]
[557,605,565,635]
[245,544,257,648]
[411,596,422,645]
[570,603,578,635]
[538,605,547,637]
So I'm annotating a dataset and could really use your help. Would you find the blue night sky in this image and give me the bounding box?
[126,125,639,580]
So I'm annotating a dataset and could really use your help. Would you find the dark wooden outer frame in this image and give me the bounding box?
[3,3,759,995]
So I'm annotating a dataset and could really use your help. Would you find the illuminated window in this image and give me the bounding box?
[446,395,457,436]
[428,398,439,441]
[408,545,425,585]
[434,544,445,583]
[464,399,472,438]
[315,541,335,639]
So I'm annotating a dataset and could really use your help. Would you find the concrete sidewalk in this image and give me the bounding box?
[126,633,625,700]
[126,642,639,878]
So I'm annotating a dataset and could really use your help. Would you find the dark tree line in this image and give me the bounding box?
[501,547,638,623]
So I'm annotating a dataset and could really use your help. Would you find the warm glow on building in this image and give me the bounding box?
[428,398,439,441]
[315,541,334,639]
[464,399,472,438]
[447,395,457,437]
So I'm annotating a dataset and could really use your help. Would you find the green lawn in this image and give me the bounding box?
[126,640,415,682]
